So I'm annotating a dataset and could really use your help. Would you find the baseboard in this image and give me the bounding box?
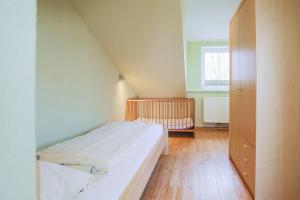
[202,123,229,128]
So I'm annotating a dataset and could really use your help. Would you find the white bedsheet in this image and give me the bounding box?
[38,121,163,174]
[137,117,194,130]
[84,122,165,200]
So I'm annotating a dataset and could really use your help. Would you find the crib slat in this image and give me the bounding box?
[185,100,187,129]
[181,100,183,130]
[190,101,192,130]
[166,100,168,129]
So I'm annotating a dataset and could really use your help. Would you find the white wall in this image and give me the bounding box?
[256,0,300,199]
[36,0,136,149]
[0,1,37,199]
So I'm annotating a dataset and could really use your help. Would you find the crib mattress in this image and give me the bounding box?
[137,117,194,130]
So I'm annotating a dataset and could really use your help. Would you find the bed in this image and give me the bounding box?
[38,121,168,200]
[126,98,195,135]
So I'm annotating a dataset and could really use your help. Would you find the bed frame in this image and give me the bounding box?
[126,98,195,134]
[120,129,168,200]
[36,129,168,200]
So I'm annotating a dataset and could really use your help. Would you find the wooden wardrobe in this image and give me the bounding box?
[229,0,256,196]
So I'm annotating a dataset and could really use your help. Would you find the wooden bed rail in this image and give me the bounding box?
[126,98,195,133]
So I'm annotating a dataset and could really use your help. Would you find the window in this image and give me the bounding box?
[201,47,229,91]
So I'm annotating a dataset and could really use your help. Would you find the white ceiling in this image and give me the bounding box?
[72,0,186,98]
[184,0,241,41]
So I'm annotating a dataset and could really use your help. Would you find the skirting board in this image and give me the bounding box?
[202,123,229,128]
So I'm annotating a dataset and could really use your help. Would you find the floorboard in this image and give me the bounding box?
[141,128,252,200]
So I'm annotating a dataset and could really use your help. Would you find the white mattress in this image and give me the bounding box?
[137,117,194,130]
[84,123,164,200]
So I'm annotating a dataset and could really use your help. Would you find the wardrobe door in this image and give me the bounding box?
[239,0,256,147]
[229,13,241,164]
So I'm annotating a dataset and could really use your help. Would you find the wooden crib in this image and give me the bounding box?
[126,98,195,135]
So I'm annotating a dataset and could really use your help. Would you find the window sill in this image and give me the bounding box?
[200,89,229,92]
[187,90,229,93]
[199,86,229,92]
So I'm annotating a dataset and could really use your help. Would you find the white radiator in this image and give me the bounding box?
[203,97,229,123]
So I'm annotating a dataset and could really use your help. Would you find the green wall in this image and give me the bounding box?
[0,1,37,199]
[36,0,136,149]
[186,41,229,127]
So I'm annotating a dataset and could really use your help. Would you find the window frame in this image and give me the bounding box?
[200,46,229,92]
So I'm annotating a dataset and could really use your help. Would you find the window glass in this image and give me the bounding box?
[201,47,229,91]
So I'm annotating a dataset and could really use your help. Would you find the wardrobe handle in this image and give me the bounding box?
[242,172,248,176]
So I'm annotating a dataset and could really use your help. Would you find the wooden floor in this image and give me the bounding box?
[141,128,252,200]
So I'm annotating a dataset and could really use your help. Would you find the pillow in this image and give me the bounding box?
[40,161,93,200]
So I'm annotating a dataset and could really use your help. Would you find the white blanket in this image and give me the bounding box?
[40,161,93,200]
[38,121,163,174]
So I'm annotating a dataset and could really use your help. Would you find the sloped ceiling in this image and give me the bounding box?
[72,0,186,97]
